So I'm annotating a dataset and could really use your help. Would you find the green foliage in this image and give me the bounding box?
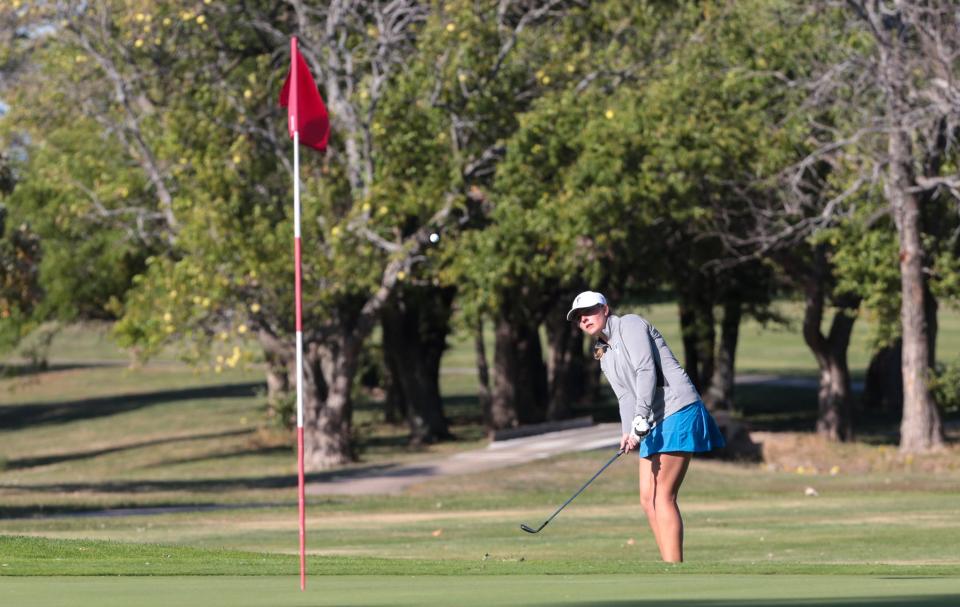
[447,0,828,325]
[931,359,960,414]
[2,123,151,322]
[96,2,468,366]
[827,205,902,348]
[0,204,41,350]
[932,251,960,302]
[2,3,300,365]
[442,1,697,320]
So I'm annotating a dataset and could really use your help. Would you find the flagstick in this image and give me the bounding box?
[290,36,307,592]
[294,128,306,592]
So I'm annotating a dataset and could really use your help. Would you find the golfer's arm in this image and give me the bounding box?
[622,319,657,420]
[618,394,634,436]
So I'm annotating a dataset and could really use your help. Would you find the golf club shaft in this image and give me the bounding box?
[534,448,625,530]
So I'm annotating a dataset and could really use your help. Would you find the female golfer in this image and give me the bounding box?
[566,291,725,562]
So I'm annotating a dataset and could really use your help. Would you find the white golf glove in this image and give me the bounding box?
[632,415,652,439]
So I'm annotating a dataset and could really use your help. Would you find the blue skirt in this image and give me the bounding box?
[640,400,726,457]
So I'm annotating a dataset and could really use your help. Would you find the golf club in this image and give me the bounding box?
[520,448,625,534]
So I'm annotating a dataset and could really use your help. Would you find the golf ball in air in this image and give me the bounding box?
[429,233,440,243]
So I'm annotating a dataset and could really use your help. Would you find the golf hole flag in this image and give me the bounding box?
[279,38,330,152]
[279,36,329,592]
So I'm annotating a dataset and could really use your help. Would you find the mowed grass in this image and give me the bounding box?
[4,574,959,607]
[3,448,960,576]
[1,305,959,605]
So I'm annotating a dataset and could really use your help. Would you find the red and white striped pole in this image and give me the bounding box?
[290,36,307,592]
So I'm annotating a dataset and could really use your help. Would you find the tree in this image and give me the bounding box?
[829,201,903,418]
[381,284,455,444]
[3,1,439,468]
[1,2,200,335]
[688,1,886,438]
[625,0,808,412]
[810,1,960,452]
[445,0,705,429]
[2,7,153,355]
[5,0,614,467]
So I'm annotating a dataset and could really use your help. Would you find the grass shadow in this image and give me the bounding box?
[732,374,933,441]
[3,428,255,470]
[0,461,415,501]
[0,360,126,379]
[0,382,264,430]
[733,379,818,431]
[143,444,291,468]
[0,501,295,519]
[357,434,416,450]
[441,394,484,423]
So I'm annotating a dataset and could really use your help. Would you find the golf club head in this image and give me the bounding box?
[520,523,539,534]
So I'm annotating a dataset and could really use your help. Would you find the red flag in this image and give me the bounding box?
[279,37,330,152]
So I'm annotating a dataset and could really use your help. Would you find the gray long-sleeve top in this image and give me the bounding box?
[597,314,701,435]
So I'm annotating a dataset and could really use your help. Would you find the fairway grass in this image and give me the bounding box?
[2,317,960,607]
[2,534,960,577]
[2,574,959,607]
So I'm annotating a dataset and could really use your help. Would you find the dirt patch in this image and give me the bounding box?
[751,431,960,474]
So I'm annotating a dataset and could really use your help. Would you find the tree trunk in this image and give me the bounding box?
[872,13,946,454]
[801,246,857,441]
[490,316,520,430]
[879,276,940,422]
[305,337,356,469]
[474,318,494,429]
[704,301,740,411]
[381,287,454,445]
[888,130,945,453]
[382,363,403,425]
[678,302,700,390]
[544,301,587,420]
[863,339,903,416]
[264,348,295,427]
[924,278,938,369]
[814,341,854,441]
[490,310,548,429]
[678,292,715,393]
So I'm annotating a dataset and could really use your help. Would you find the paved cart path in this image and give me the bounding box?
[305,423,622,496]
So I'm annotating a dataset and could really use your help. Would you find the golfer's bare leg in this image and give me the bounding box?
[638,456,663,555]
[651,452,691,562]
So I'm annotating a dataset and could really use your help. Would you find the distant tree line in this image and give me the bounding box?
[1,1,957,466]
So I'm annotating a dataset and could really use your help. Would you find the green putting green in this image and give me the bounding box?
[2,575,959,607]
